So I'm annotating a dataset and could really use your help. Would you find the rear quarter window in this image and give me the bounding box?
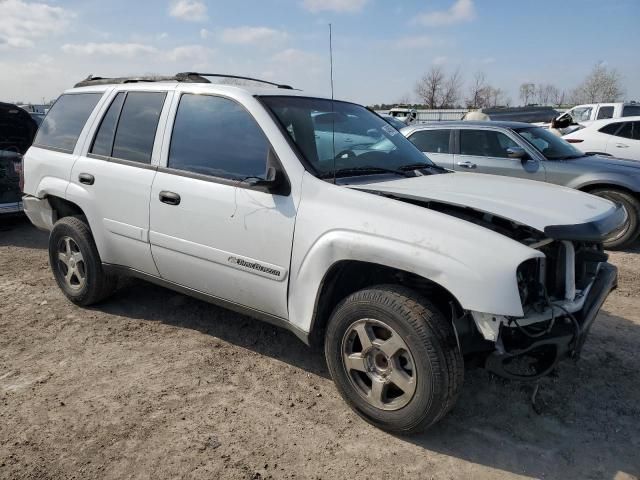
[599,122,623,135]
[33,93,102,152]
[622,105,640,117]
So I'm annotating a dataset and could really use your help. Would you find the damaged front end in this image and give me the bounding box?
[477,240,617,380]
[361,189,624,381]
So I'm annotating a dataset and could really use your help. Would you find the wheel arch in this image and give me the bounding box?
[306,259,464,347]
[578,182,640,201]
[46,194,86,221]
[569,174,640,199]
[36,193,107,260]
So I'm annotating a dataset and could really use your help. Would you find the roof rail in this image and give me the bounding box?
[182,73,294,90]
[74,72,294,89]
[74,72,210,88]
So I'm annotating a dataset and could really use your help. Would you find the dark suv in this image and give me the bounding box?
[0,102,38,215]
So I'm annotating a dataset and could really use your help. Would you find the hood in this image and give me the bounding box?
[354,172,624,241]
[0,102,38,155]
[563,154,640,173]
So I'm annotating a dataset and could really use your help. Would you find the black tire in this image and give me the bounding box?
[324,285,464,434]
[590,188,640,250]
[48,216,116,306]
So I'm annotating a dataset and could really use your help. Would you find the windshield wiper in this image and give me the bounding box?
[398,163,448,173]
[319,166,410,179]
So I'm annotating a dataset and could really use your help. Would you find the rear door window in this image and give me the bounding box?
[90,92,126,157]
[408,130,450,153]
[33,93,102,152]
[110,92,166,164]
[615,122,640,141]
[615,123,633,140]
[596,106,614,120]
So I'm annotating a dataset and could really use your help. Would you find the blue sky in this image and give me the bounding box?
[1,0,638,105]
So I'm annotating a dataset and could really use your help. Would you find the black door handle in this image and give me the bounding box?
[78,173,94,185]
[159,191,181,206]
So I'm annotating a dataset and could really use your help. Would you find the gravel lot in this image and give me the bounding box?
[1,216,639,480]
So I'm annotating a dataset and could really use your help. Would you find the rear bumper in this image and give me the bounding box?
[22,195,54,231]
[0,201,23,215]
[486,262,617,380]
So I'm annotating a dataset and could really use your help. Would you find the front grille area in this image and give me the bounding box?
[518,241,607,311]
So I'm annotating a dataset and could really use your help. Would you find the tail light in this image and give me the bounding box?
[566,138,583,143]
[13,155,24,192]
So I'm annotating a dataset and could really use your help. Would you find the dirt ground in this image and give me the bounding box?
[0,216,639,480]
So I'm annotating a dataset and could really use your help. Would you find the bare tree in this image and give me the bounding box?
[396,94,413,105]
[415,66,445,108]
[439,68,463,108]
[486,86,508,107]
[466,71,489,108]
[536,84,560,105]
[571,63,624,104]
[553,89,566,107]
[519,83,536,105]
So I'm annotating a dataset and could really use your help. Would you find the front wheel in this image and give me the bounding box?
[324,285,464,434]
[49,216,117,306]
[590,188,640,250]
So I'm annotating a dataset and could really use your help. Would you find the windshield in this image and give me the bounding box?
[261,96,434,178]
[568,106,592,123]
[383,115,407,130]
[515,126,584,160]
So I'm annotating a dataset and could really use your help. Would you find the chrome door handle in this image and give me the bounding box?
[457,161,477,169]
[615,144,629,148]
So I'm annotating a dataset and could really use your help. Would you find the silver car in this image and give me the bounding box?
[402,121,640,249]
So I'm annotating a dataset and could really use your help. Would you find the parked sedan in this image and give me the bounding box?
[563,116,640,161]
[402,121,640,249]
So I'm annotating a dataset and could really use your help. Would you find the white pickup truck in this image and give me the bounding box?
[558,102,640,124]
[22,73,622,433]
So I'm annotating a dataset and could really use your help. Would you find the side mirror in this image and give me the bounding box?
[246,166,279,188]
[245,150,291,196]
[507,146,527,159]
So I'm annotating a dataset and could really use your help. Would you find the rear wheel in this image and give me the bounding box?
[590,188,640,250]
[324,285,463,434]
[49,216,116,305]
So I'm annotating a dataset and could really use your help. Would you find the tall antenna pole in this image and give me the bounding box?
[329,23,337,184]
[329,23,334,101]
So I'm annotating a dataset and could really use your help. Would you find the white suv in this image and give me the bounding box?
[23,73,622,433]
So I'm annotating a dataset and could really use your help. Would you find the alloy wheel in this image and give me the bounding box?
[56,236,86,291]
[341,318,417,411]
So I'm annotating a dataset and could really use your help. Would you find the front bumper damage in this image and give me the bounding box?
[484,262,617,380]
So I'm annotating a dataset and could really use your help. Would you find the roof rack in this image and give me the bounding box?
[186,73,293,90]
[74,72,294,89]
[74,73,209,88]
